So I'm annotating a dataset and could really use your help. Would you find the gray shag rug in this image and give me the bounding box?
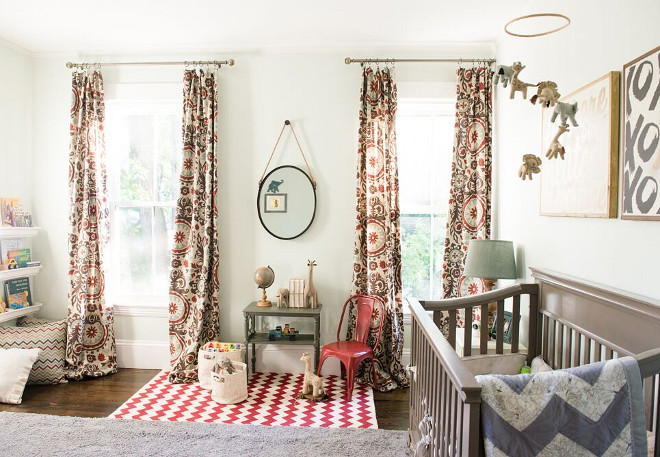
[0,412,412,457]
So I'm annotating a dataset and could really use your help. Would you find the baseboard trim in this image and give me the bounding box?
[116,339,169,369]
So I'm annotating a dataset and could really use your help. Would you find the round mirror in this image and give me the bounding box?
[257,165,316,240]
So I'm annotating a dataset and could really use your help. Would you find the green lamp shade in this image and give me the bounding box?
[463,240,517,279]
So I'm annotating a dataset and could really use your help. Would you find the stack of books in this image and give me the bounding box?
[1,198,32,227]
[288,278,305,308]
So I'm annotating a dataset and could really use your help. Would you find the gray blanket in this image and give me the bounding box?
[476,357,647,456]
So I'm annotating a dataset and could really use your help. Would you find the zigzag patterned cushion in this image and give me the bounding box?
[0,317,67,385]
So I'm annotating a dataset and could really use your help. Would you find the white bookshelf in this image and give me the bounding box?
[0,226,40,239]
[0,226,42,321]
[0,303,43,324]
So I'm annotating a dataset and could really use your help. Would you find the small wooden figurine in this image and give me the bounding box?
[509,62,537,100]
[304,260,318,309]
[298,352,326,402]
[277,288,289,308]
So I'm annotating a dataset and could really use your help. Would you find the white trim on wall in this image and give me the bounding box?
[116,339,169,369]
[113,304,169,318]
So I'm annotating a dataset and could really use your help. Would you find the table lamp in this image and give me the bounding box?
[463,239,517,292]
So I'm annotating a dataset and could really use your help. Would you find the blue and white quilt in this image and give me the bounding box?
[476,357,648,456]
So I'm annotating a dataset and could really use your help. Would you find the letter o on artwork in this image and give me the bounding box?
[636,176,658,214]
[633,61,654,100]
[638,123,660,162]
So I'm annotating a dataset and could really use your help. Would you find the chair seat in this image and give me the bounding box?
[321,341,372,358]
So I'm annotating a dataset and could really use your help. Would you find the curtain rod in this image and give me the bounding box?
[65,59,235,69]
[344,57,495,65]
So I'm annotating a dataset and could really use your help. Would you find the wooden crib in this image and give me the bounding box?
[407,267,660,456]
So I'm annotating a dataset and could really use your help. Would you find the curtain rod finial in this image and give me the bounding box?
[66,62,74,69]
[344,57,352,65]
[284,120,290,125]
[227,59,235,66]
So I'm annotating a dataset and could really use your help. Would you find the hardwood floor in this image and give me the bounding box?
[0,368,410,430]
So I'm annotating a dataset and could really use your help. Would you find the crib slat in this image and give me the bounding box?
[556,323,564,368]
[511,295,520,353]
[528,291,539,363]
[583,337,592,365]
[542,315,549,362]
[594,342,602,362]
[464,306,473,357]
[448,311,456,349]
[496,299,504,354]
[605,347,614,360]
[563,327,573,369]
[548,318,556,367]
[572,331,581,368]
[480,303,489,355]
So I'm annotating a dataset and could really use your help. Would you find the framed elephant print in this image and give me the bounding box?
[621,45,660,220]
[540,72,620,217]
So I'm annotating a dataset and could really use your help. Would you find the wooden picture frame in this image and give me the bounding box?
[621,45,660,220]
[540,72,620,217]
[264,193,287,213]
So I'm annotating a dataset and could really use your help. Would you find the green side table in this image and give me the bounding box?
[243,302,322,375]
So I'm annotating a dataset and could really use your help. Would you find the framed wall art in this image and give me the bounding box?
[540,72,620,217]
[264,193,287,213]
[621,45,660,220]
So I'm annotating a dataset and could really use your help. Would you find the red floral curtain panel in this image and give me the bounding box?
[349,66,408,392]
[441,66,494,303]
[168,70,220,383]
[66,70,116,379]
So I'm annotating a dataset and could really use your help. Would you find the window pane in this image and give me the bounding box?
[401,215,431,299]
[154,206,175,295]
[154,115,181,202]
[116,207,154,294]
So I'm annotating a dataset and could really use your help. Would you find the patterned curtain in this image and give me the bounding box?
[66,70,116,379]
[349,66,409,392]
[441,66,494,307]
[168,69,220,383]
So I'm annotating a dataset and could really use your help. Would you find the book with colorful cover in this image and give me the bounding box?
[1,198,20,226]
[4,277,32,309]
[6,248,31,268]
[0,238,20,263]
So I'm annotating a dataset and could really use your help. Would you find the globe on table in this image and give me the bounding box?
[254,265,275,307]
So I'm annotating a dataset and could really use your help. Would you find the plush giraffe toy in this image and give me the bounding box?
[509,62,537,100]
[546,124,570,160]
[299,352,326,401]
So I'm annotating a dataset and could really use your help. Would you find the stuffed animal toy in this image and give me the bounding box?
[493,64,514,88]
[551,101,579,126]
[546,124,570,160]
[277,288,289,308]
[531,81,561,108]
[518,154,543,180]
[213,357,236,375]
[509,62,537,99]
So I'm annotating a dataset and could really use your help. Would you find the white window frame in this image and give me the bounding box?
[104,84,182,316]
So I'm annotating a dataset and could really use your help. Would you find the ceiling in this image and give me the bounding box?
[0,1,567,56]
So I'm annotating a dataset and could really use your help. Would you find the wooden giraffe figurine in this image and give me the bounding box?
[299,352,325,400]
[304,260,318,309]
[509,61,537,100]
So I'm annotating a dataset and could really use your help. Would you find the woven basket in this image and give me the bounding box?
[198,349,244,390]
[211,361,248,404]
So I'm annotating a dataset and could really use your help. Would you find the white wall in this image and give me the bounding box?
[494,2,660,300]
[24,48,487,369]
[0,41,33,216]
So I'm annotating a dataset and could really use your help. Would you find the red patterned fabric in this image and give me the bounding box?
[440,67,494,330]
[110,371,377,429]
[66,70,116,379]
[349,66,408,392]
[168,70,220,383]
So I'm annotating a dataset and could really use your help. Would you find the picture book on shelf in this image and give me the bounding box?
[6,248,31,268]
[0,238,20,262]
[4,277,32,309]
[0,198,32,227]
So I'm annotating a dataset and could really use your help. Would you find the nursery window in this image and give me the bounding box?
[397,100,454,301]
[105,95,182,305]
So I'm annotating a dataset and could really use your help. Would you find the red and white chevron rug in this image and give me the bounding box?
[109,371,377,429]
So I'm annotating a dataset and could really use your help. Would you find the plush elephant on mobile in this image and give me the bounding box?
[493,64,514,88]
[551,101,579,127]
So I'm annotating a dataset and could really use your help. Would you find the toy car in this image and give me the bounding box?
[268,324,299,341]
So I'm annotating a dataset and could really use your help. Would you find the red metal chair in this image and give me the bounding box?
[317,294,386,400]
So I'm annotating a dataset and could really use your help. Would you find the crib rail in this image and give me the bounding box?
[408,297,481,457]
[421,284,539,363]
